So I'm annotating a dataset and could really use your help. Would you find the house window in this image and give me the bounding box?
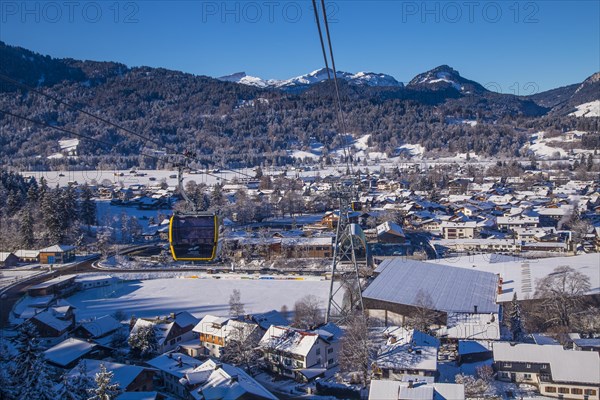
[545,387,557,393]
[558,388,569,394]
[328,348,333,353]
[316,348,321,355]
[504,363,512,368]
[524,374,531,380]
[541,364,547,369]
[571,389,583,395]
[328,358,334,365]
[526,363,531,368]
[585,389,597,396]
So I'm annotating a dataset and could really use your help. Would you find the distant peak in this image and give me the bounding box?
[218,72,247,81]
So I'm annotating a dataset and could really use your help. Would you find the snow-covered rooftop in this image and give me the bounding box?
[43,337,97,367]
[364,259,499,314]
[493,342,600,385]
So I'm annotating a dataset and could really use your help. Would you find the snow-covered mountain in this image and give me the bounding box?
[218,68,403,89]
[407,65,487,93]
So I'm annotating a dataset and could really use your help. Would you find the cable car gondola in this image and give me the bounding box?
[169,160,220,262]
[169,212,219,261]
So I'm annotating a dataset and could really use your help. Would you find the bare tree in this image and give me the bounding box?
[534,266,591,328]
[229,289,245,318]
[292,295,323,330]
[220,322,260,370]
[405,289,438,333]
[455,373,489,398]
[339,312,374,388]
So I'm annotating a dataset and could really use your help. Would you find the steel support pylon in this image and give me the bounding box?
[326,197,369,325]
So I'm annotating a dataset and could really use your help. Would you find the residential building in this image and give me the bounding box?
[259,323,341,382]
[38,244,76,264]
[146,352,200,398]
[368,380,465,400]
[179,359,278,400]
[493,342,599,400]
[372,327,439,382]
[193,315,261,358]
[130,312,199,354]
[63,359,155,393]
[0,252,19,268]
[440,221,477,239]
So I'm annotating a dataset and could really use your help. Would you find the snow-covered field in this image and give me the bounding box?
[65,274,332,321]
[523,131,593,160]
[569,100,600,117]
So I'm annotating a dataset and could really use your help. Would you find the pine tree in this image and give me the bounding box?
[59,360,94,400]
[229,289,245,318]
[18,355,57,400]
[508,293,524,341]
[19,207,35,248]
[0,338,15,400]
[12,323,56,400]
[79,183,97,227]
[87,363,121,400]
[41,187,63,244]
[128,324,158,357]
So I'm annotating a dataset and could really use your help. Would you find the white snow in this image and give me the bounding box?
[219,69,401,88]
[524,131,594,159]
[446,118,478,127]
[47,153,65,159]
[569,100,600,117]
[65,274,333,321]
[59,138,80,152]
[289,150,320,160]
[396,143,425,158]
[524,132,568,159]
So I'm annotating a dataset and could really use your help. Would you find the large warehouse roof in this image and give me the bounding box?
[363,259,499,314]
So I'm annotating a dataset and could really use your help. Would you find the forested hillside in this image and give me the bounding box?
[0,42,598,170]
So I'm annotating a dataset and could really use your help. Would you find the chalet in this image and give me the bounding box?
[572,337,600,353]
[372,327,439,382]
[63,359,155,393]
[440,221,477,239]
[146,352,200,398]
[130,311,199,354]
[193,315,261,358]
[43,337,111,369]
[243,309,290,331]
[493,342,599,400]
[368,380,465,400]
[376,221,406,244]
[38,244,76,264]
[30,305,76,337]
[457,340,493,364]
[179,359,278,400]
[73,315,122,339]
[280,236,333,258]
[321,210,360,229]
[0,252,18,268]
[496,216,539,231]
[14,249,40,263]
[259,323,341,382]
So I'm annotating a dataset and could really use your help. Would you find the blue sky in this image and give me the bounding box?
[1,0,598,92]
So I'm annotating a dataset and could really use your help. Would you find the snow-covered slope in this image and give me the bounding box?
[219,68,403,89]
[407,65,486,93]
[569,100,600,117]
